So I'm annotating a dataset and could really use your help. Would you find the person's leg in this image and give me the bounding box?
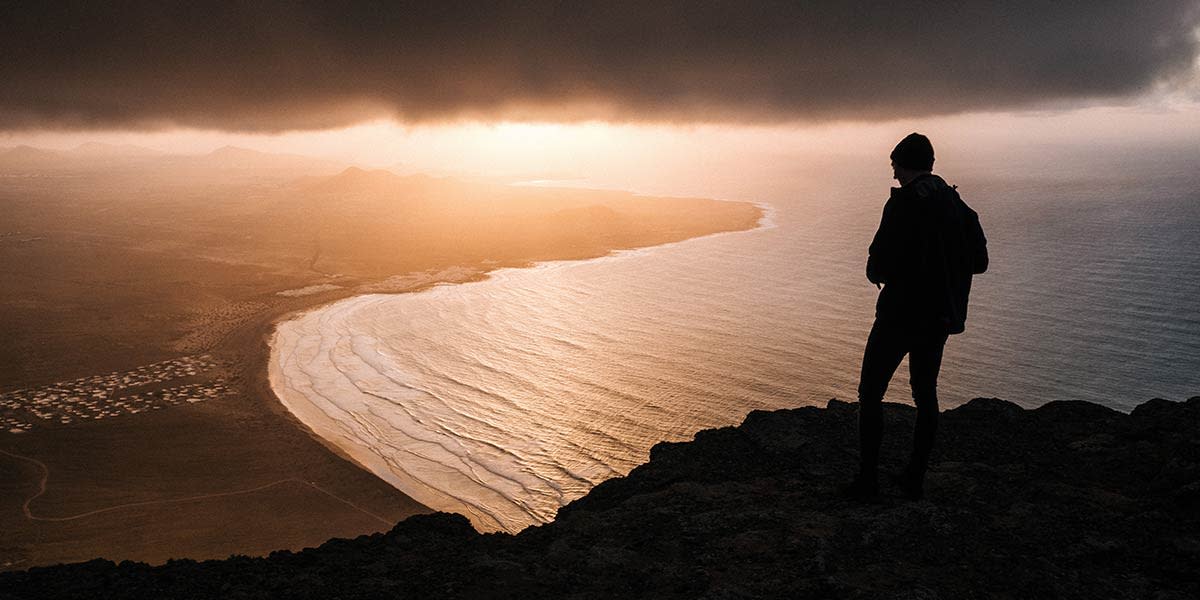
[905,329,949,487]
[855,320,908,484]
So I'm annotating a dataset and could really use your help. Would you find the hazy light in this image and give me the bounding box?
[3,100,1198,190]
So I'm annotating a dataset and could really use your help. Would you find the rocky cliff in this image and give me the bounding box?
[3,397,1198,599]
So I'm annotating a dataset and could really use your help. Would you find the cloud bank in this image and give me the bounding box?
[2,1,1198,131]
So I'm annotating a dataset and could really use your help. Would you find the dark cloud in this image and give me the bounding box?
[1,1,1197,131]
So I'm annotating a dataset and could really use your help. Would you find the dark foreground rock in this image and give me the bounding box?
[3,397,1198,599]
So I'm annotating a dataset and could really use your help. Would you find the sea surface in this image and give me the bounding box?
[270,155,1200,532]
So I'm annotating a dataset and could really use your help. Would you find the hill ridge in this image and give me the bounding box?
[3,396,1197,598]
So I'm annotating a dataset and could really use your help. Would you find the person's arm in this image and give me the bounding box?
[967,208,988,274]
[866,196,900,285]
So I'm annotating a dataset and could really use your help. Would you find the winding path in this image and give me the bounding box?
[0,447,392,527]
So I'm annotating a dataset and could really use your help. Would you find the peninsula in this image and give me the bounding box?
[0,146,762,569]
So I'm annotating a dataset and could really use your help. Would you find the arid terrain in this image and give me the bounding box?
[0,144,762,569]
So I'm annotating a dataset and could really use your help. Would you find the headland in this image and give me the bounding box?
[0,153,762,569]
[3,396,1196,598]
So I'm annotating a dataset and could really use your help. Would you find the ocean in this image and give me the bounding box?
[269,154,1200,532]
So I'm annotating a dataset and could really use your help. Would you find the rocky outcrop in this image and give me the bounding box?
[3,397,1198,599]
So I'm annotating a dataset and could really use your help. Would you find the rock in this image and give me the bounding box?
[2,397,1198,599]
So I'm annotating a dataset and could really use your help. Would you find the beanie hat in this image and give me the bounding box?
[890,133,934,171]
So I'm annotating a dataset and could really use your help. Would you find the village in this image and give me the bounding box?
[0,354,233,433]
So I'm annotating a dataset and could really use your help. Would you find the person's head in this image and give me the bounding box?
[890,133,934,185]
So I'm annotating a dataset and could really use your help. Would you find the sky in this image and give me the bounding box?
[2,2,1198,180]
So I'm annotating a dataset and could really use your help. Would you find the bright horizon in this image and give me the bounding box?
[5,3,1198,186]
[4,3,1200,587]
[5,97,1199,190]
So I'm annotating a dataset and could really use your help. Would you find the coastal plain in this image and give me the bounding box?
[0,146,762,569]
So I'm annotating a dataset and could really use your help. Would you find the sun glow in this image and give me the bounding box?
[5,99,1200,192]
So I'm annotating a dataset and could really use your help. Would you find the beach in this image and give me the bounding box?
[0,162,764,568]
[0,273,458,568]
[263,209,784,533]
[261,160,1200,538]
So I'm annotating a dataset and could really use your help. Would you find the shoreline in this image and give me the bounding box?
[0,191,765,567]
[263,201,772,531]
[0,266,493,568]
[0,272,437,568]
[245,270,494,499]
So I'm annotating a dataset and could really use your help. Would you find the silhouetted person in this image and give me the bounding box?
[844,133,988,501]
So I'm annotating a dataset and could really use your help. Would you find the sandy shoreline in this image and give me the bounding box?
[0,269,488,570]
[1,177,764,568]
[250,270,491,457]
[252,271,495,517]
[263,203,773,532]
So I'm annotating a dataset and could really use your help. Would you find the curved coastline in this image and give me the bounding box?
[266,201,774,533]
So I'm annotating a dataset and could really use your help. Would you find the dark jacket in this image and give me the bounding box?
[867,173,988,334]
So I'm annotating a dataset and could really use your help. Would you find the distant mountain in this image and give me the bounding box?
[0,143,344,176]
[0,144,61,160]
[0,145,68,171]
[203,145,278,164]
[68,142,163,157]
[194,146,343,171]
[3,145,58,157]
[298,166,435,195]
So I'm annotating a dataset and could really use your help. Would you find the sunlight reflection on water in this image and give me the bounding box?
[271,168,1200,532]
